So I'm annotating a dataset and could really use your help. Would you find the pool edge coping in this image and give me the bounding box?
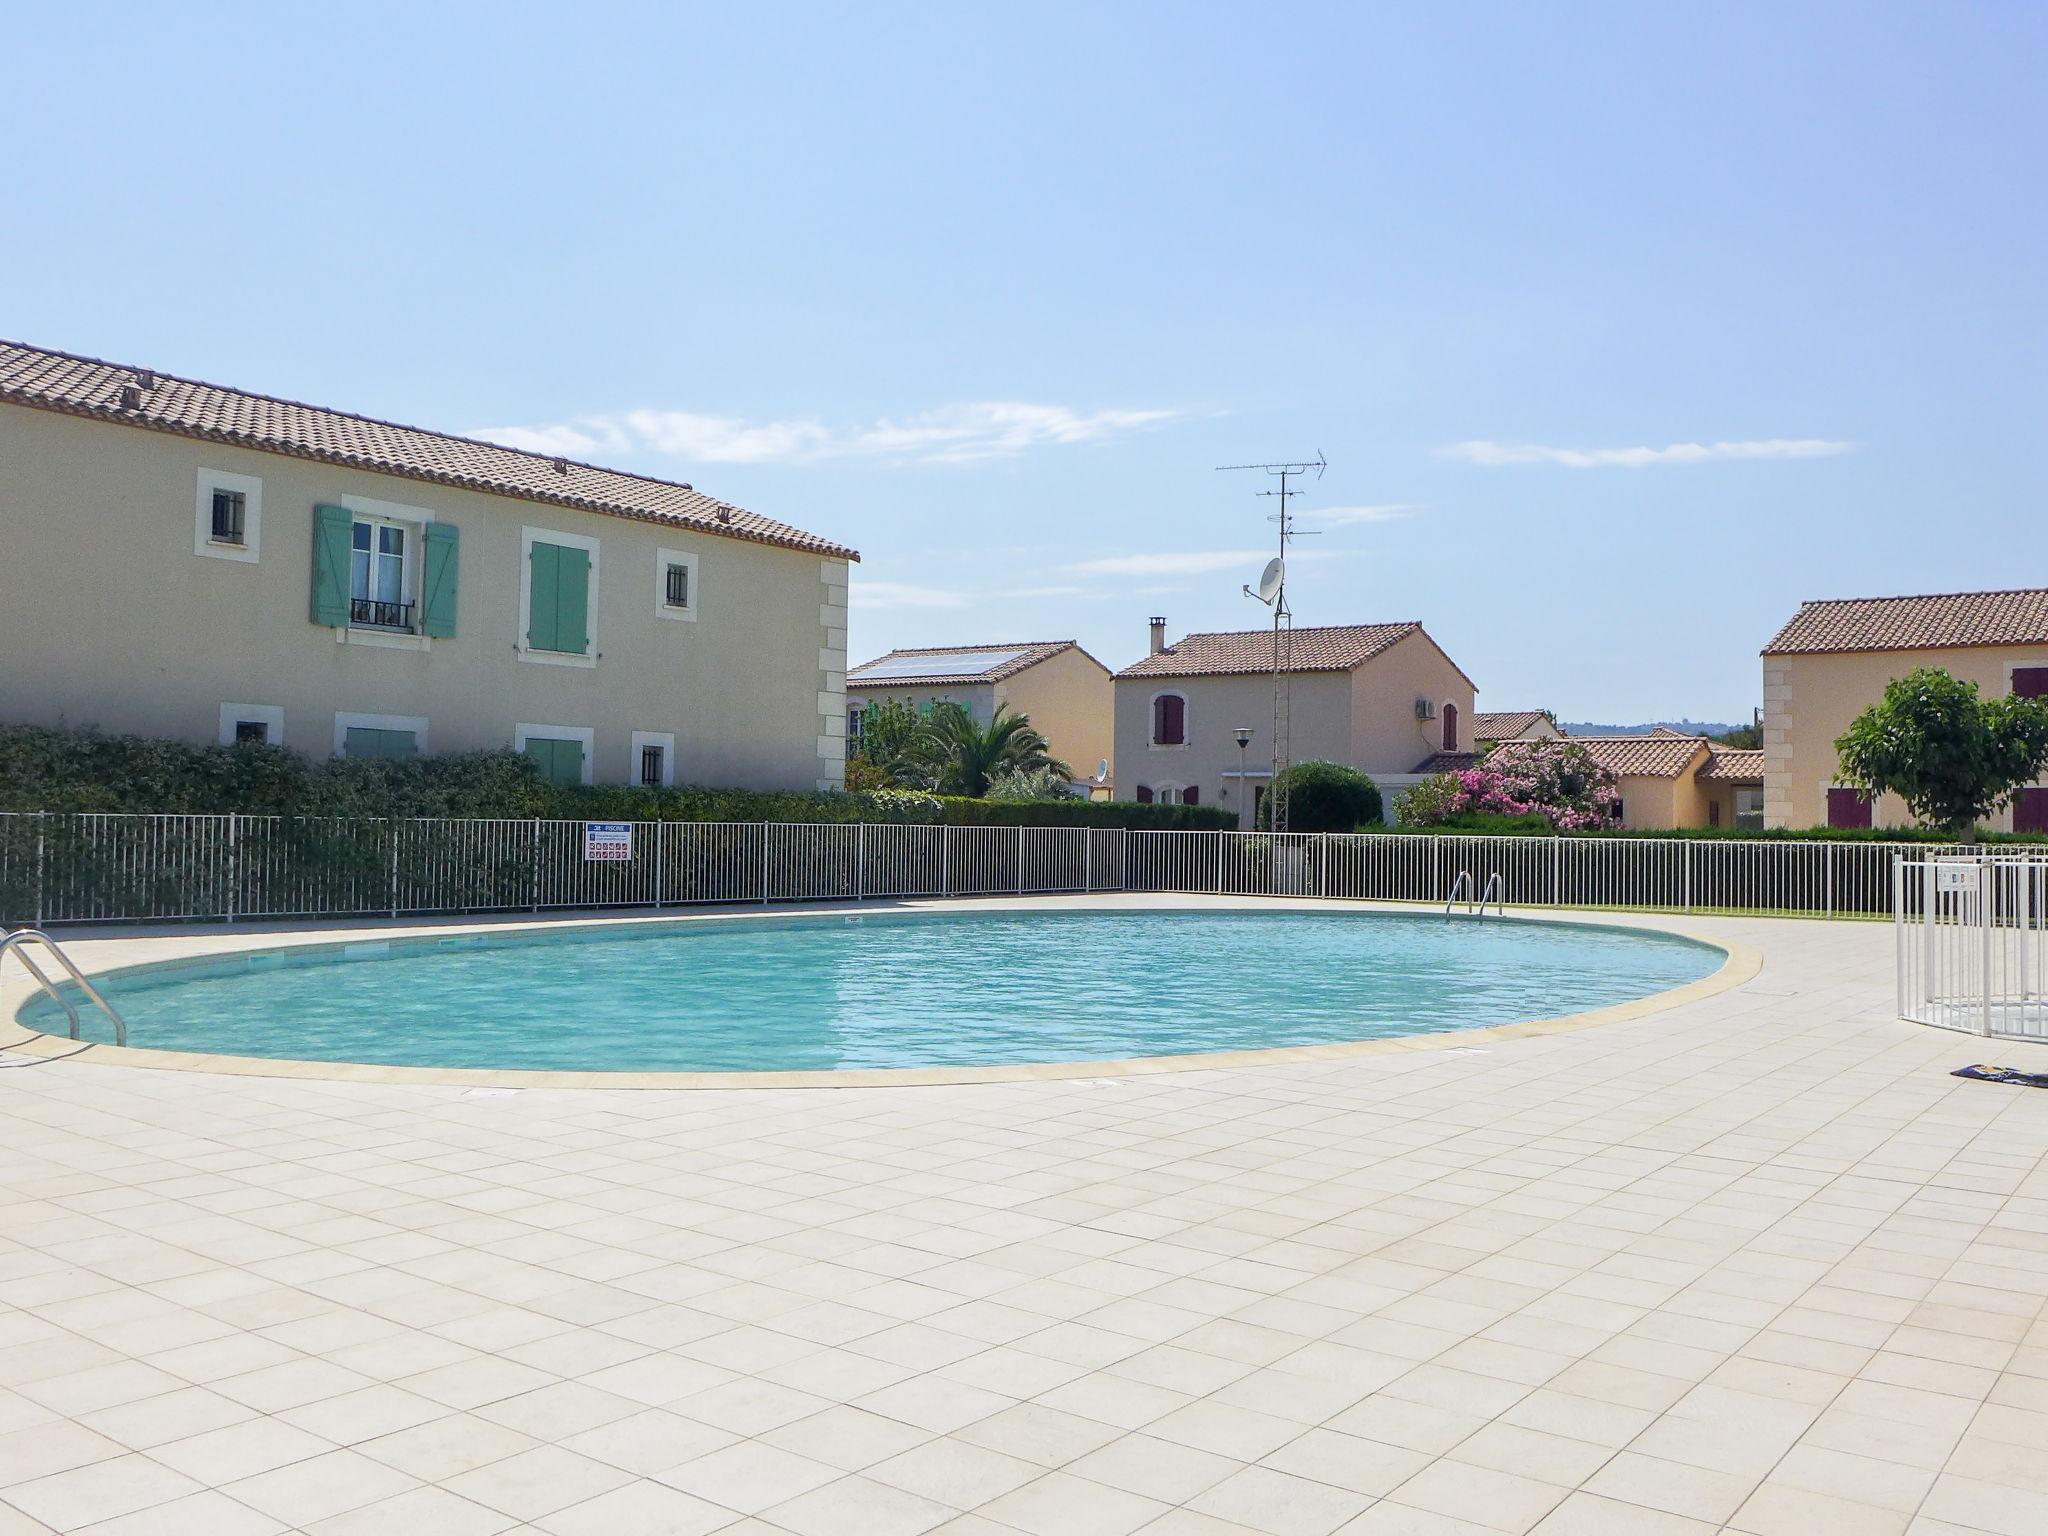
[1,899,1763,1090]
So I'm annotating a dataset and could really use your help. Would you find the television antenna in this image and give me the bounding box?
[1218,453,1324,834]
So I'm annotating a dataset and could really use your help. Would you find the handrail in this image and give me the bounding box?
[1445,869,1472,917]
[1,929,128,1046]
[1480,872,1504,917]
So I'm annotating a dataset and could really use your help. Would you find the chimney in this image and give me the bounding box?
[1148,616,1167,655]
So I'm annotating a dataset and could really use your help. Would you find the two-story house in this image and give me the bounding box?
[847,640,1115,793]
[1762,588,2048,831]
[1114,617,1476,826]
[0,340,857,790]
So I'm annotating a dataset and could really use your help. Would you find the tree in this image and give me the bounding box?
[846,700,937,789]
[916,703,1073,798]
[1713,713,1763,750]
[985,764,1075,802]
[1257,760,1383,832]
[1395,740,1621,831]
[1833,667,2048,842]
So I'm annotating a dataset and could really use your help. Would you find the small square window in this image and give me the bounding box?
[211,489,246,544]
[640,743,665,786]
[665,563,689,608]
[233,719,269,744]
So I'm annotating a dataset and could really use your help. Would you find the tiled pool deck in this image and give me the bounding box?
[2,896,2046,1535]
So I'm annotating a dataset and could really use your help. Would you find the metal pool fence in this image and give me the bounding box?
[0,812,1980,928]
[1895,853,2048,1040]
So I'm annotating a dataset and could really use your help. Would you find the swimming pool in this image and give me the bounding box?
[17,908,1723,1073]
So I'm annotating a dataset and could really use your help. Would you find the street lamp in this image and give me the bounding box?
[1234,728,1254,826]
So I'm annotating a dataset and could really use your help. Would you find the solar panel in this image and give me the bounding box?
[853,648,1027,681]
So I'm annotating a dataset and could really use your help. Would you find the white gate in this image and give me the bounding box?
[1896,854,2048,1038]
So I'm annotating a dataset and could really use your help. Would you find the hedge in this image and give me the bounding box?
[1381,816,2048,845]
[0,724,1233,830]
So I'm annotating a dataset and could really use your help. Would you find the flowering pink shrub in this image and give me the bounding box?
[1397,741,1622,830]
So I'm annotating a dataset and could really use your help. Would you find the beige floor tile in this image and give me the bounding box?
[532,1477,737,1536]
[1189,1464,1376,1535]
[3,1452,202,1530]
[979,1469,1171,1536]
[1066,1432,1242,1503]
[71,1489,286,1536]
[303,1484,517,1536]
[441,1444,633,1521]
[871,1435,1046,1506]
[765,1473,959,1536]
[221,1446,417,1526]
[654,1437,840,1513]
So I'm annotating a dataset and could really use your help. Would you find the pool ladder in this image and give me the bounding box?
[1445,870,1504,920]
[1,929,128,1046]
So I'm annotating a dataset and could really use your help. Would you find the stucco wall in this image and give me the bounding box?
[0,402,847,791]
[999,647,1115,788]
[1349,630,1477,770]
[847,684,997,726]
[1113,670,1356,827]
[1764,645,2048,830]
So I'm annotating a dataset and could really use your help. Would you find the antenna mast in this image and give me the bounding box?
[1217,453,1324,834]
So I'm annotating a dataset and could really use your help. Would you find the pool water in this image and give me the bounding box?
[21,909,1722,1073]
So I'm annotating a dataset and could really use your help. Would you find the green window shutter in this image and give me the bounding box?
[421,523,460,638]
[527,542,560,650]
[344,727,417,760]
[555,546,590,655]
[525,736,583,785]
[310,505,352,625]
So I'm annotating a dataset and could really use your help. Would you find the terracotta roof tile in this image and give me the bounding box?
[1763,589,2048,655]
[0,339,857,560]
[1472,710,1553,741]
[1500,735,1709,779]
[848,640,1090,688]
[1697,748,1765,782]
[1118,622,1423,679]
[1412,752,1480,774]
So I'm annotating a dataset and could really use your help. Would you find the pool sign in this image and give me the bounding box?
[1934,858,1978,893]
[583,821,633,862]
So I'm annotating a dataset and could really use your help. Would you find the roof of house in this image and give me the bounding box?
[0,339,858,560]
[1411,752,1480,774]
[1472,710,1554,741]
[1515,734,1710,779]
[848,640,1096,688]
[1696,748,1765,783]
[1118,621,1468,682]
[1763,588,2048,656]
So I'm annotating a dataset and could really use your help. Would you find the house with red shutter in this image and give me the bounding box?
[1761,588,2048,832]
[1113,615,1475,826]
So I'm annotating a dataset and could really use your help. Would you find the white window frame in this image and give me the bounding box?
[194,467,263,562]
[333,712,429,758]
[1148,689,1190,750]
[218,702,284,747]
[631,730,677,788]
[1152,780,1187,805]
[656,547,699,622]
[514,722,596,785]
[331,496,437,651]
[518,526,601,668]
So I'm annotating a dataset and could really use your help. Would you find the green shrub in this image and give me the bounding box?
[936,796,1236,830]
[1257,760,1382,832]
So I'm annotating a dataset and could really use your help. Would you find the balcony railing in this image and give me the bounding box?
[350,597,414,630]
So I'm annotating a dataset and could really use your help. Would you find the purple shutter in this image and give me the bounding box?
[1136,785,1153,804]
[1827,788,1872,829]
[2014,667,2048,699]
[1183,786,1199,806]
[1442,702,1459,752]
[1154,694,1185,744]
[2016,787,2048,834]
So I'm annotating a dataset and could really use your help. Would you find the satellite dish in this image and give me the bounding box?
[1093,759,1109,784]
[1255,557,1284,605]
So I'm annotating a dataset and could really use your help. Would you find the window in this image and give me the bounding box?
[848,706,864,743]
[515,724,594,785]
[1735,787,1765,830]
[350,519,412,629]
[656,547,698,622]
[218,702,284,746]
[195,467,262,562]
[1136,785,1154,804]
[1151,692,1187,746]
[334,713,428,759]
[1827,787,1872,829]
[1442,702,1459,753]
[1707,798,1721,828]
[632,731,676,788]
[521,528,598,663]
[2015,667,2048,699]
[211,489,247,545]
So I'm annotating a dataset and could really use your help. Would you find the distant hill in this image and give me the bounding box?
[1559,719,1745,738]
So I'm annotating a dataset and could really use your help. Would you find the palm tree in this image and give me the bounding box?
[916,704,1073,797]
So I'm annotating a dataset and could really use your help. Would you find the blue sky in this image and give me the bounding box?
[7,2,2042,720]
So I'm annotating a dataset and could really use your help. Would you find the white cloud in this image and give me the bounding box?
[474,400,1181,466]
[1060,549,1275,578]
[1442,438,1854,468]
[848,580,971,610]
[1301,503,1420,526]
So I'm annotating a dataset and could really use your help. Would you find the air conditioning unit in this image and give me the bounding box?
[1414,698,1437,720]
